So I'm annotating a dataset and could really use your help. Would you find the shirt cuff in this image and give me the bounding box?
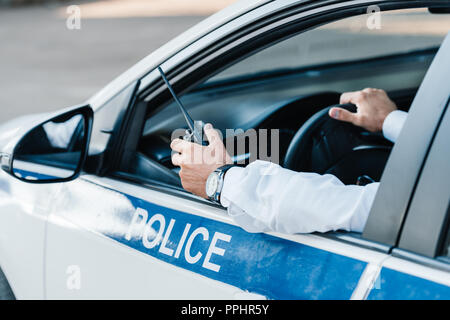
[220,166,244,207]
[382,110,408,143]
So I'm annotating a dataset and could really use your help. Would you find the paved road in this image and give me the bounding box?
[0,5,206,123]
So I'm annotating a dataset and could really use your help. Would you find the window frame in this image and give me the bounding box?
[362,32,450,248]
[85,81,140,176]
[396,97,450,259]
[109,0,450,251]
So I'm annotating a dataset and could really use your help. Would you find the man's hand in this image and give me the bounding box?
[170,123,232,198]
[329,88,397,132]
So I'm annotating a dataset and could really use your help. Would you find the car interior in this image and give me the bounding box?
[128,7,449,192]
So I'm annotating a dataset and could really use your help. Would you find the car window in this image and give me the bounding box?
[134,5,449,218]
[140,7,448,169]
[90,82,137,155]
[205,8,450,85]
[142,8,449,142]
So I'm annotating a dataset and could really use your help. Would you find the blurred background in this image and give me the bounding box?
[1,1,449,125]
[0,0,236,122]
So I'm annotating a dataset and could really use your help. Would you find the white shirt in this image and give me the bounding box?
[220,110,408,234]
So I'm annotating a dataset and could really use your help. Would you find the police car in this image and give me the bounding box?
[0,0,449,300]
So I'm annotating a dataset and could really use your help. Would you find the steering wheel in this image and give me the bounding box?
[283,104,392,185]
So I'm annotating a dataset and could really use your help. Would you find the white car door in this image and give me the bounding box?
[45,172,391,299]
[44,174,247,299]
[43,73,383,300]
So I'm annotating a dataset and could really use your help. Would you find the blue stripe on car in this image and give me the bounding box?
[367,267,450,300]
[102,193,366,300]
[13,168,57,180]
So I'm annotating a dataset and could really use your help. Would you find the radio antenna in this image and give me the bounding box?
[157,66,196,134]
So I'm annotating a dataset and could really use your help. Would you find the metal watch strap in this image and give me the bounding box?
[210,164,235,204]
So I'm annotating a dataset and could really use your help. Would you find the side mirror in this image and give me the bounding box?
[0,105,93,183]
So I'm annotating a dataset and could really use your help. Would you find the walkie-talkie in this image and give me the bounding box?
[158,66,207,146]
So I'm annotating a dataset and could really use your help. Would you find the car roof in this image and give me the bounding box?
[88,0,272,110]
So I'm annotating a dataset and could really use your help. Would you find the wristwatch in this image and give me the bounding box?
[205,164,235,204]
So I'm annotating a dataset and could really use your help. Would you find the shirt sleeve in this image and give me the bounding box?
[382,110,408,143]
[220,160,379,234]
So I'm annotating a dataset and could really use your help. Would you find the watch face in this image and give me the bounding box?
[206,172,219,198]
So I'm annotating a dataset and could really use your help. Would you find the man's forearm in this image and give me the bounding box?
[219,109,406,234]
[221,160,379,234]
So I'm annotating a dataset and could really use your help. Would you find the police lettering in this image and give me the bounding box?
[125,207,231,272]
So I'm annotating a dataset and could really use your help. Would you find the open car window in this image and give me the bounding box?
[136,7,449,187]
[142,8,449,147]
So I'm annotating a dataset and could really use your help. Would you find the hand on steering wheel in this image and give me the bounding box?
[283,103,392,185]
[329,88,397,132]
